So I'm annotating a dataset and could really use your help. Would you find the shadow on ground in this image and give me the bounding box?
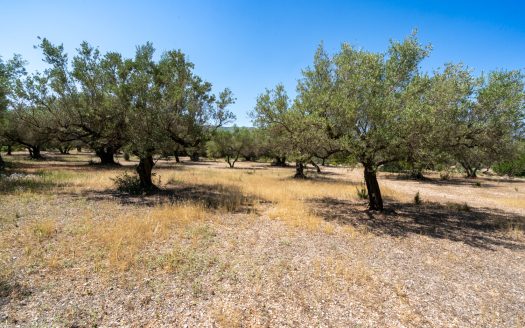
[83,183,256,213]
[382,172,524,187]
[310,197,525,250]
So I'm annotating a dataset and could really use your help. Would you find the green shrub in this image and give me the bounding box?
[379,162,406,173]
[493,153,525,177]
[112,172,144,195]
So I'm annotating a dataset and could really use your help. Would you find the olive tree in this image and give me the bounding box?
[294,34,431,210]
[0,55,25,168]
[429,65,525,178]
[207,127,253,168]
[253,84,325,178]
[29,39,128,165]
[124,43,234,190]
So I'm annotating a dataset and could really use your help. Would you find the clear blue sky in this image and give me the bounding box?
[1,0,524,126]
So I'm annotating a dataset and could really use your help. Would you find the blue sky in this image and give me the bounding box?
[1,0,524,125]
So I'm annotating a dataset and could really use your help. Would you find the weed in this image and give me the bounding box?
[414,191,422,205]
[356,182,368,199]
[31,218,57,242]
[112,172,144,195]
[446,202,471,212]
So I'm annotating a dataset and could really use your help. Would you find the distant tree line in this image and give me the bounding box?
[1,33,524,210]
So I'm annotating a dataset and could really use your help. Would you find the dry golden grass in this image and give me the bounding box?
[495,196,525,210]
[91,203,210,271]
[162,167,363,232]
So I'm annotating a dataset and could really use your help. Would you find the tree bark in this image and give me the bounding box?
[190,153,199,162]
[95,146,117,165]
[0,153,5,171]
[227,154,239,168]
[310,160,321,173]
[321,158,325,166]
[6,145,12,156]
[460,162,478,178]
[58,146,71,155]
[364,165,383,211]
[294,162,307,179]
[28,146,43,160]
[136,155,156,191]
[272,156,287,167]
[174,151,180,163]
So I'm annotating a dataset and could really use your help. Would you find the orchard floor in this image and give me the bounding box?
[1,152,524,327]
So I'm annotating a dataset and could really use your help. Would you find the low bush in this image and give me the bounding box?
[112,172,144,195]
[356,182,368,199]
[492,153,525,177]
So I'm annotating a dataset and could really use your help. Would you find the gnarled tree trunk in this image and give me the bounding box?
[58,145,71,155]
[310,160,321,173]
[0,153,5,171]
[28,146,43,160]
[6,145,12,156]
[294,162,306,179]
[174,151,180,163]
[463,165,478,179]
[95,146,117,165]
[364,165,383,211]
[136,155,156,191]
[226,154,239,168]
[190,153,199,162]
[272,156,287,167]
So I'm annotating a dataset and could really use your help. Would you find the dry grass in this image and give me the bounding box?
[162,168,361,232]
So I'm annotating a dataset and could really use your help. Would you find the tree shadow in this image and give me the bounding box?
[0,173,60,194]
[383,173,524,187]
[81,182,256,213]
[310,197,525,250]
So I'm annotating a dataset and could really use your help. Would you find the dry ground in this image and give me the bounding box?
[1,152,524,327]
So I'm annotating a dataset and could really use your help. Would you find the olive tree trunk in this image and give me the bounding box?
[6,145,12,156]
[0,153,5,171]
[58,145,71,155]
[364,165,383,211]
[190,152,199,162]
[28,146,43,160]
[460,162,478,178]
[294,162,306,179]
[95,146,117,165]
[272,156,287,167]
[136,155,156,191]
[226,154,239,168]
[310,160,321,173]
